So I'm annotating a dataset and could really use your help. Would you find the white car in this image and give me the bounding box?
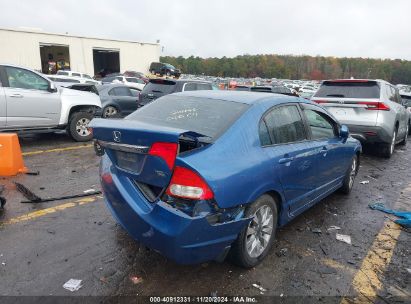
[56,70,100,85]
[102,75,146,90]
[0,64,101,141]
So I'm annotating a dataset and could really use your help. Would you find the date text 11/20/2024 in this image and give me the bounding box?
[149,296,257,303]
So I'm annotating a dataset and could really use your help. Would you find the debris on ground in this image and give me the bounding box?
[327,226,341,231]
[369,203,411,228]
[276,248,288,257]
[20,190,102,204]
[311,228,322,234]
[336,234,352,245]
[252,283,266,292]
[25,171,40,176]
[406,268,411,275]
[63,279,82,292]
[83,189,96,194]
[130,276,143,284]
[14,182,42,202]
[360,180,370,185]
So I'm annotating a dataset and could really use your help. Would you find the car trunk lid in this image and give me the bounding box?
[91,118,207,191]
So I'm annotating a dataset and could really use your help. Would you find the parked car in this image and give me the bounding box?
[312,79,410,158]
[123,71,149,83]
[0,64,101,141]
[90,90,361,267]
[237,85,298,97]
[98,84,141,118]
[46,75,82,87]
[101,75,146,90]
[149,62,181,78]
[139,78,213,107]
[56,70,100,85]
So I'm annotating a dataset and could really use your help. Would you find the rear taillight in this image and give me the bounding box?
[166,166,214,200]
[148,142,178,170]
[358,101,390,111]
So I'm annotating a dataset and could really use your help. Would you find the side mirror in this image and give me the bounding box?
[48,82,57,93]
[340,125,349,140]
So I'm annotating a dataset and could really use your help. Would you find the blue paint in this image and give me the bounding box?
[92,91,362,264]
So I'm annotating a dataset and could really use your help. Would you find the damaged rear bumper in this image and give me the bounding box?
[100,155,249,264]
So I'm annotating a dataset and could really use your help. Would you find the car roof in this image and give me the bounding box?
[97,83,130,91]
[172,90,306,105]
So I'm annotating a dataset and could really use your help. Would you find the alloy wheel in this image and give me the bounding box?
[246,205,274,258]
[103,106,117,118]
[75,118,91,137]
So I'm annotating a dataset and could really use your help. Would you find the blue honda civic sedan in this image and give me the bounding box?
[90,90,361,268]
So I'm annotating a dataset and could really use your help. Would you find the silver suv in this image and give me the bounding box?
[312,79,409,158]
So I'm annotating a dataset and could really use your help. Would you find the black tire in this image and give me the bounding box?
[339,155,359,194]
[381,130,396,159]
[102,105,119,118]
[68,111,94,142]
[229,194,278,268]
[399,124,408,146]
[408,122,411,135]
[166,71,171,77]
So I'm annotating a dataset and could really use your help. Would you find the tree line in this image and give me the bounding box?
[160,54,411,84]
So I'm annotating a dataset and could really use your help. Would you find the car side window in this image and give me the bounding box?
[129,88,140,97]
[264,105,306,144]
[72,73,81,77]
[259,120,272,146]
[109,87,132,97]
[304,109,336,139]
[5,66,49,91]
[183,83,197,91]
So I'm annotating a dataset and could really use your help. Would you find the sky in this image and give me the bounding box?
[0,0,410,60]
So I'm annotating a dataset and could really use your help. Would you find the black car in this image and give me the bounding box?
[97,84,141,118]
[149,62,181,77]
[139,78,213,107]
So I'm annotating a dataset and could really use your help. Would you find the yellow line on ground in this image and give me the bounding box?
[341,221,402,303]
[0,196,99,226]
[22,144,93,156]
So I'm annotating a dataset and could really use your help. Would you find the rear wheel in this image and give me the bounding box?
[166,71,171,77]
[399,124,408,146]
[340,155,358,194]
[381,129,396,158]
[68,112,93,142]
[102,106,118,118]
[230,194,278,268]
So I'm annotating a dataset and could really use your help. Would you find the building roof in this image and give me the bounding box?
[0,27,159,46]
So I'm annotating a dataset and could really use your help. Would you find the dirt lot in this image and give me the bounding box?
[0,132,410,302]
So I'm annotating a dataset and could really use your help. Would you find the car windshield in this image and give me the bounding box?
[142,80,176,94]
[314,81,380,98]
[126,95,249,140]
[57,71,68,76]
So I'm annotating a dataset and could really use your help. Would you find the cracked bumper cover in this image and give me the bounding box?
[100,156,249,264]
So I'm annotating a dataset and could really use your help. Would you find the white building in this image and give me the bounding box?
[0,27,160,76]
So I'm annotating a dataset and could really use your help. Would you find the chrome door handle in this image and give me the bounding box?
[9,94,23,98]
[279,157,294,164]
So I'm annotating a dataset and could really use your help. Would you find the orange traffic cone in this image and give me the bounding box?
[0,133,28,176]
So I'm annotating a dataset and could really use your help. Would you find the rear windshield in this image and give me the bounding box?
[314,81,380,99]
[126,77,138,83]
[126,95,249,141]
[57,71,68,76]
[143,81,176,94]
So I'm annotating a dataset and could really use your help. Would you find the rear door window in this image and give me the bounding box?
[314,81,380,99]
[126,95,249,141]
[263,105,307,144]
[196,83,212,90]
[109,87,132,97]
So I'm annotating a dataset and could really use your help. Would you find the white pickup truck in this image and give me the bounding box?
[0,64,101,141]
